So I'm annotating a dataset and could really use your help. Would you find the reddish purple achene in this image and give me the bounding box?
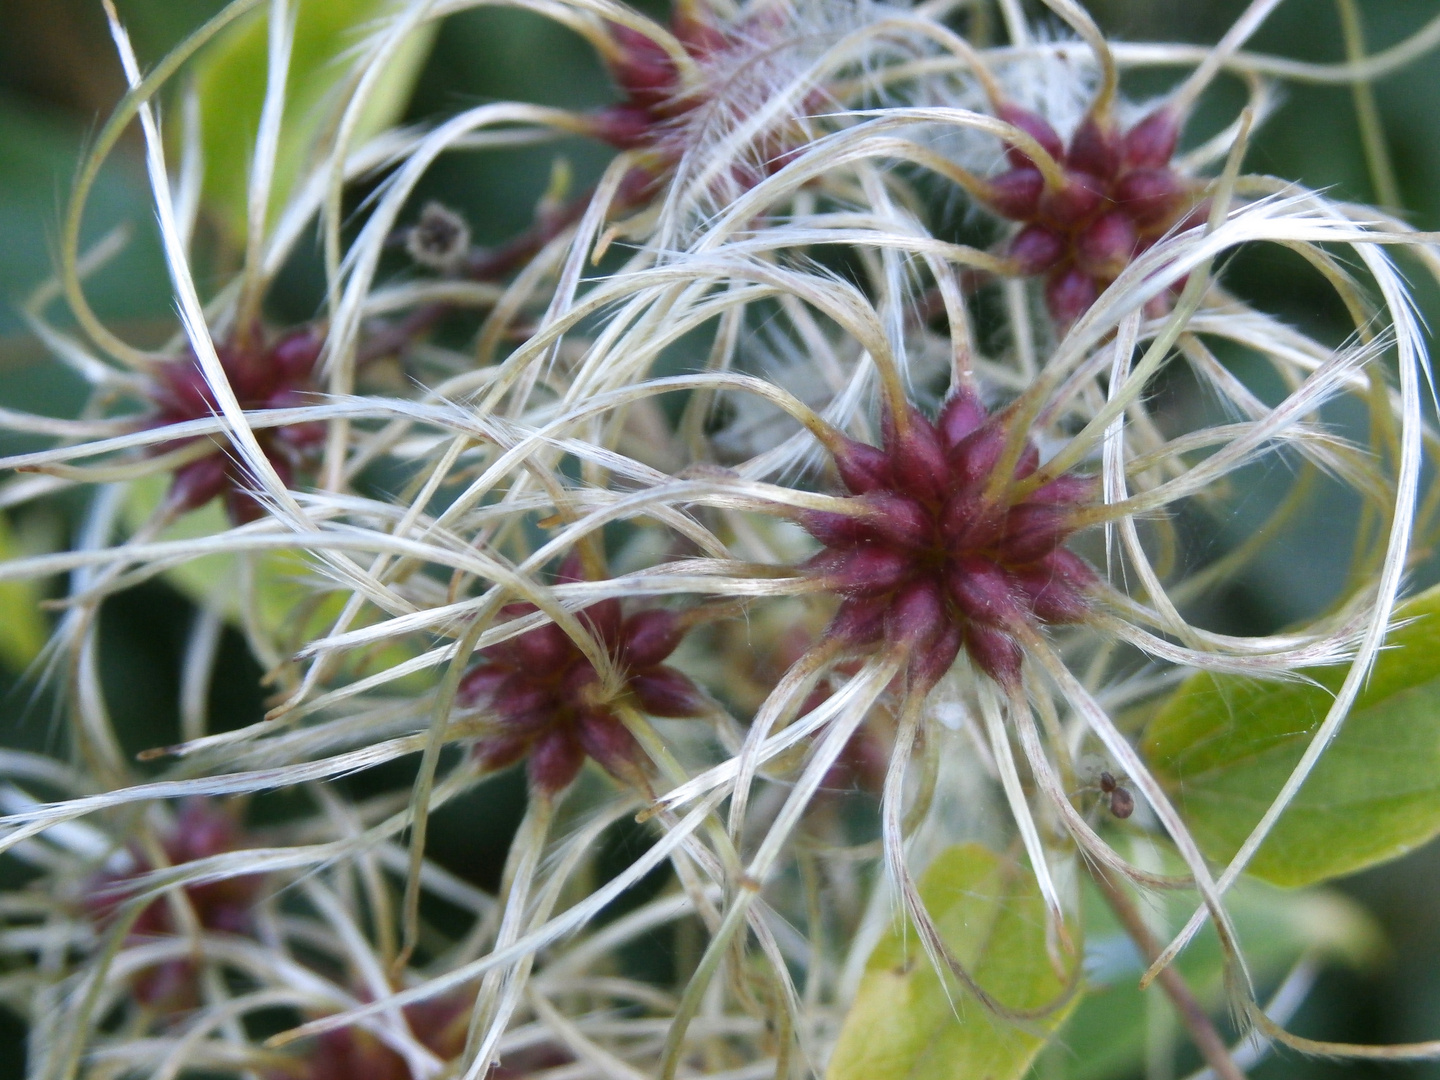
[147,328,325,524]
[275,995,587,1080]
[457,558,707,794]
[590,8,815,195]
[83,799,263,1011]
[273,995,475,1080]
[804,389,1097,690]
[984,104,1206,325]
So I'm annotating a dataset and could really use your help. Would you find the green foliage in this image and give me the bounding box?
[826,843,1078,1080]
[1143,582,1440,886]
[0,514,46,671]
[1053,875,1381,1080]
[192,0,433,240]
[0,92,169,339]
[827,845,1384,1080]
[122,475,419,686]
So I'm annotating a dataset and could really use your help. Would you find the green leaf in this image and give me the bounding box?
[192,0,434,240]
[1142,581,1440,887]
[1052,876,1382,1080]
[121,474,421,687]
[0,514,47,671]
[826,843,1078,1080]
[0,91,171,339]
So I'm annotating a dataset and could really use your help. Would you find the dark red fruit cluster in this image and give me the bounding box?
[458,561,706,794]
[591,9,809,193]
[84,800,263,1010]
[984,105,1203,325]
[803,390,1096,689]
[278,995,472,1080]
[147,328,325,523]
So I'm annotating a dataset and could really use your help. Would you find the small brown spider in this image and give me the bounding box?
[1098,770,1135,820]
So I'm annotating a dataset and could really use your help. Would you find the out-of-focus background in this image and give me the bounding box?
[0,1,1437,1077]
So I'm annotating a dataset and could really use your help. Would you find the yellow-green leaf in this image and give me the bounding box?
[0,515,46,671]
[193,0,434,240]
[826,843,1078,1080]
[1142,581,1440,887]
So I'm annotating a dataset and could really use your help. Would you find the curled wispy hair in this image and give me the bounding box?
[4,1,1440,1079]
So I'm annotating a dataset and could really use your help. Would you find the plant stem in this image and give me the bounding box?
[1089,864,1248,1080]
[1336,0,1401,210]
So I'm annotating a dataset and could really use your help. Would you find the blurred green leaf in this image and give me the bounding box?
[0,514,46,671]
[1142,581,1440,887]
[826,843,1078,1080]
[114,0,231,64]
[0,91,170,339]
[124,474,238,614]
[122,473,421,688]
[1055,875,1382,1080]
[193,0,434,240]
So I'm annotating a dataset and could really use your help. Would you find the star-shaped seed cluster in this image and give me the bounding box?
[984,104,1204,325]
[804,390,1096,689]
[458,570,706,794]
[148,328,325,523]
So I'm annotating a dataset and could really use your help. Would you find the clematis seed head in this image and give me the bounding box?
[985,100,1204,325]
[458,571,706,794]
[803,390,1096,690]
[147,327,325,523]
